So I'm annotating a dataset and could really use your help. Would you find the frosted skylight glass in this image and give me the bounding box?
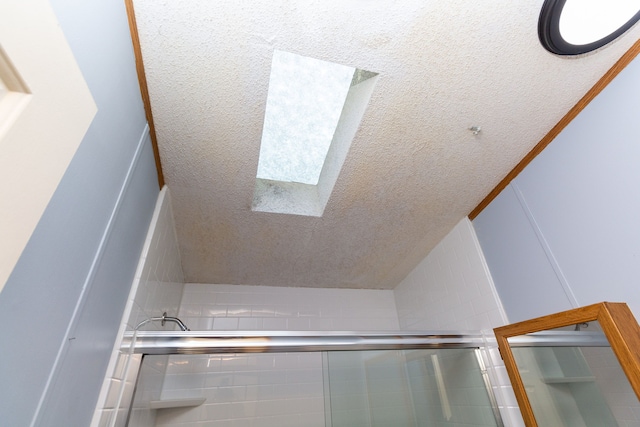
[257,50,355,185]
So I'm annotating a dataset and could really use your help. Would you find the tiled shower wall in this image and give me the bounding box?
[92,187,185,427]
[394,218,506,331]
[155,284,399,427]
[178,284,400,332]
[393,218,523,427]
[91,204,526,426]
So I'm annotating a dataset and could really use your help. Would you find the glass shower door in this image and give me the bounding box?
[325,348,501,427]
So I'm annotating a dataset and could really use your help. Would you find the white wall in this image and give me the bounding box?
[106,216,522,427]
[473,52,640,427]
[154,284,399,427]
[394,218,506,331]
[473,53,640,323]
[393,218,522,427]
[93,187,185,427]
[126,188,185,333]
[178,283,399,332]
[0,1,157,424]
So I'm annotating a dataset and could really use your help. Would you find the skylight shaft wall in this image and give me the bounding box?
[256,50,355,185]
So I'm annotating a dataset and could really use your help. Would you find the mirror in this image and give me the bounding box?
[494,302,640,427]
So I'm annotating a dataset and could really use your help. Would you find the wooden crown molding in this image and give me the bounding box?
[469,38,640,220]
[124,0,165,189]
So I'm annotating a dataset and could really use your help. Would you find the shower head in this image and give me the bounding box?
[135,312,190,331]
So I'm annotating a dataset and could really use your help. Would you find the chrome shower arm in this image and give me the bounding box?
[135,312,190,331]
[160,313,190,331]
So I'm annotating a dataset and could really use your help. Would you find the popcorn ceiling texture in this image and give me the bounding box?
[134,0,640,289]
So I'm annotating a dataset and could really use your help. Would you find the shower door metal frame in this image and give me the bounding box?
[124,330,486,354]
[122,331,507,426]
[120,327,627,427]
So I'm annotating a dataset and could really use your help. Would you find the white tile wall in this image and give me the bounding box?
[324,347,502,427]
[155,352,326,427]
[394,218,506,331]
[393,218,524,427]
[481,334,526,427]
[178,283,400,332]
[126,193,185,334]
[404,348,501,427]
[91,187,185,427]
[326,351,371,427]
[155,284,400,427]
[90,210,530,427]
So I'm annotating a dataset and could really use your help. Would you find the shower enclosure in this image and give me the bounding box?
[121,331,504,427]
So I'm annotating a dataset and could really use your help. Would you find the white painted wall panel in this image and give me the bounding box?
[0,1,155,425]
[474,54,640,320]
[92,187,185,427]
[473,50,640,427]
[473,186,574,323]
[514,55,640,317]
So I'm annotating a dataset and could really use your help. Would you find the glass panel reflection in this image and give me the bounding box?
[128,349,501,426]
[509,321,640,426]
[128,352,326,427]
[326,349,499,427]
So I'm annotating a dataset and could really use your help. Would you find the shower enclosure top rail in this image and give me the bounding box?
[123,330,486,355]
[123,329,611,355]
[508,330,609,347]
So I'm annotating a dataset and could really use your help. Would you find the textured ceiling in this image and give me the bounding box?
[134,0,640,289]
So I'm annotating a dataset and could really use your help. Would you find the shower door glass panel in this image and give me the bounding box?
[325,348,500,427]
[511,344,639,426]
[127,352,326,427]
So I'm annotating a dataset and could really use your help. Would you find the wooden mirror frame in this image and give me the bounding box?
[493,302,640,427]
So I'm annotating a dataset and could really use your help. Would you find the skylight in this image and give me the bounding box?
[256,50,355,185]
[252,51,378,217]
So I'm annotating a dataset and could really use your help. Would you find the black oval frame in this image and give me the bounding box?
[539,0,640,55]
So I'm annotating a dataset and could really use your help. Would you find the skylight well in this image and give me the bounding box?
[252,50,378,217]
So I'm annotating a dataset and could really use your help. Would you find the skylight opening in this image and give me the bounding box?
[256,50,355,185]
[252,51,378,217]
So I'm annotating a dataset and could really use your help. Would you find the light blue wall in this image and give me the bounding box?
[474,54,640,323]
[0,1,158,426]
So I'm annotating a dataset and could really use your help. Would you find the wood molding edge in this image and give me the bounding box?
[124,0,165,189]
[599,302,640,399]
[469,38,640,220]
[495,333,538,427]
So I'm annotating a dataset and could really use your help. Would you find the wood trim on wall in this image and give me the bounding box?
[493,302,640,427]
[124,0,165,189]
[469,38,640,220]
